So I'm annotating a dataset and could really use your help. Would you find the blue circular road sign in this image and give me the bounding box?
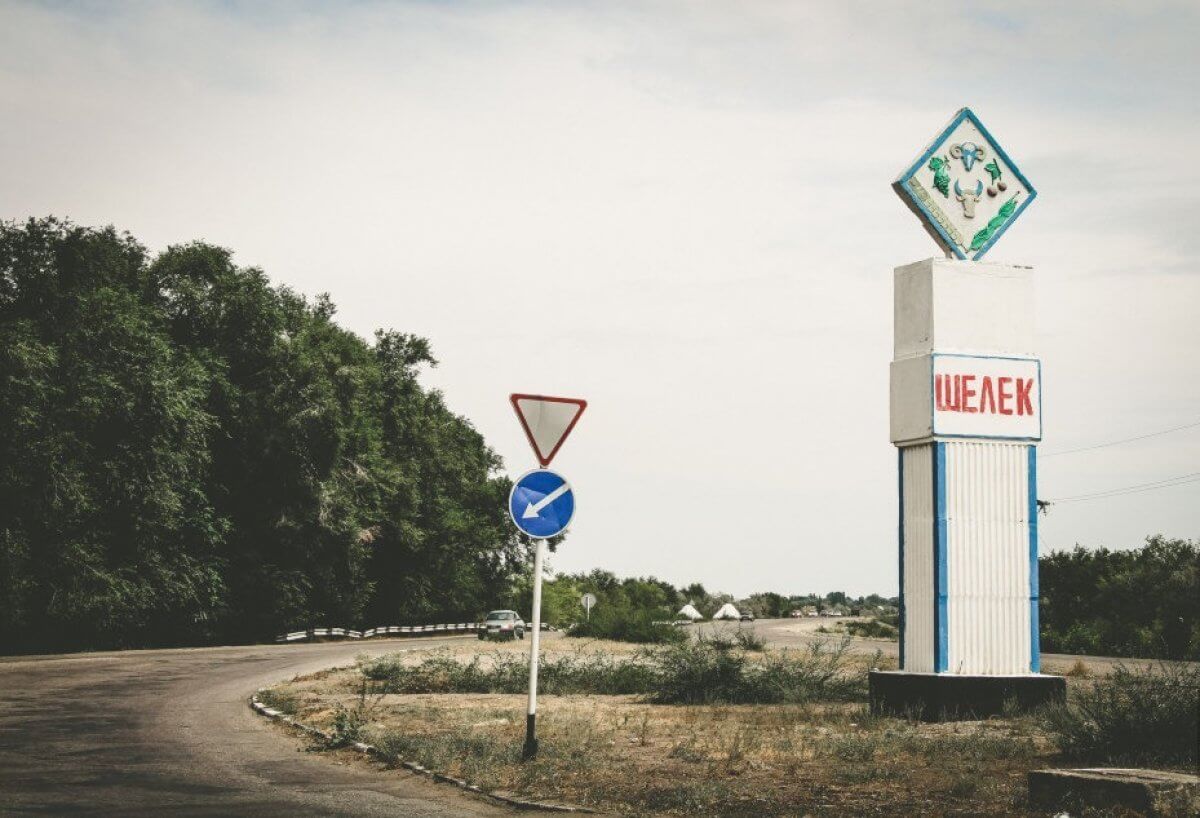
[509,468,575,539]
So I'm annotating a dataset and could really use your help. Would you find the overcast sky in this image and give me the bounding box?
[2,1,1197,597]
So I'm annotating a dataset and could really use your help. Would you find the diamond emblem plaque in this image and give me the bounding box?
[893,108,1036,260]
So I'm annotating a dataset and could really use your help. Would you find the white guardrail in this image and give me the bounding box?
[275,622,558,643]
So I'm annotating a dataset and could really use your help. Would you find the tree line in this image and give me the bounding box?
[1040,534,1198,660]
[0,219,527,653]
[506,567,896,630]
[518,540,1199,662]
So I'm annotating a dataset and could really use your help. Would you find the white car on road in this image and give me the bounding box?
[480,609,526,640]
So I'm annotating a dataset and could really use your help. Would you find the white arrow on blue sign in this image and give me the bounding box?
[509,468,575,539]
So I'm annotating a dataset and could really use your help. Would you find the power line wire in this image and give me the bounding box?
[1041,419,1200,458]
[1045,471,1200,503]
[1049,472,1200,502]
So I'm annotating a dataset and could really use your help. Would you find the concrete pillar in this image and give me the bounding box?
[871,257,1064,718]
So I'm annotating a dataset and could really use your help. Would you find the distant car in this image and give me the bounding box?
[739,612,755,622]
[480,609,525,640]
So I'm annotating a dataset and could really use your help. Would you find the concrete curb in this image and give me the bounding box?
[249,693,593,814]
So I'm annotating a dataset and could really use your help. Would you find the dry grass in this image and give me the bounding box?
[269,639,1059,816]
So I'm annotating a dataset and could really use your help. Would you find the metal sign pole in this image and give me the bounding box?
[523,538,546,760]
[508,393,586,760]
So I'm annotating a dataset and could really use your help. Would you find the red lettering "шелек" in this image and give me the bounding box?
[936,374,1034,416]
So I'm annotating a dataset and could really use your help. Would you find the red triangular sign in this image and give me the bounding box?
[510,394,587,467]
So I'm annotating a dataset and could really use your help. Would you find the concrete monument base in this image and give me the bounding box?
[869,670,1064,721]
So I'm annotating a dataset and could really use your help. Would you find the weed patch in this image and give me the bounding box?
[256,687,298,715]
[646,636,864,704]
[361,637,864,705]
[362,650,655,695]
[734,628,766,651]
[844,618,899,640]
[1044,660,1199,768]
[269,636,1057,816]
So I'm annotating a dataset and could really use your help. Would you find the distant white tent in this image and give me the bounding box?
[711,603,741,620]
[677,603,703,621]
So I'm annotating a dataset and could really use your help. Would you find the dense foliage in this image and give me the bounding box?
[1040,535,1199,660]
[567,608,687,644]
[0,218,525,653]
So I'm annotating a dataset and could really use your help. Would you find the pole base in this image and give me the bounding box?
[522,714,538,760]
[869,670,1065,721]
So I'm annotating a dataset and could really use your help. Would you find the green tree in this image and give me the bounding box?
[0,218,527,653]
[1040,535,1199,660]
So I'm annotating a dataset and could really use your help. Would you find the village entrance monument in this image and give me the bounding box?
[871,108,1066,718]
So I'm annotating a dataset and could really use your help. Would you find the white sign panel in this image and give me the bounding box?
[932,355,1040,440]
[510,394,587,467]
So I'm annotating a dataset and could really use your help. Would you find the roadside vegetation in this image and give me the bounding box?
[258,637,1189,815]
[567,608,686,644]
[1040,535,1199,660]
[1043,660,1199,769]
[361,635,862,705]
[266,637,1200,815]
[816,613,900,641]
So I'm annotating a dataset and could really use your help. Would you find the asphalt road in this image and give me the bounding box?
[0,636,518,817]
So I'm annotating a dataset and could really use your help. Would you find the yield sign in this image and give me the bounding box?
[510,393,587,467]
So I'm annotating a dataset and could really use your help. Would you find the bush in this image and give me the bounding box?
[734,628,766,651]
[844,618,899,640]
[645,636,863,705]
[1044,661,1199,768]
[567,608,687,644]
[325,702,369,748]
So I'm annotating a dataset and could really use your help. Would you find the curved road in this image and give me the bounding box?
[0,636,516,816]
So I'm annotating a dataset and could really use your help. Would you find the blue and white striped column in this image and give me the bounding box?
[890,258,1043,677]
[897,441,1039,674]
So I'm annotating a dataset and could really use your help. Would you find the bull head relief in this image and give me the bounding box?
[954,179,984,218]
